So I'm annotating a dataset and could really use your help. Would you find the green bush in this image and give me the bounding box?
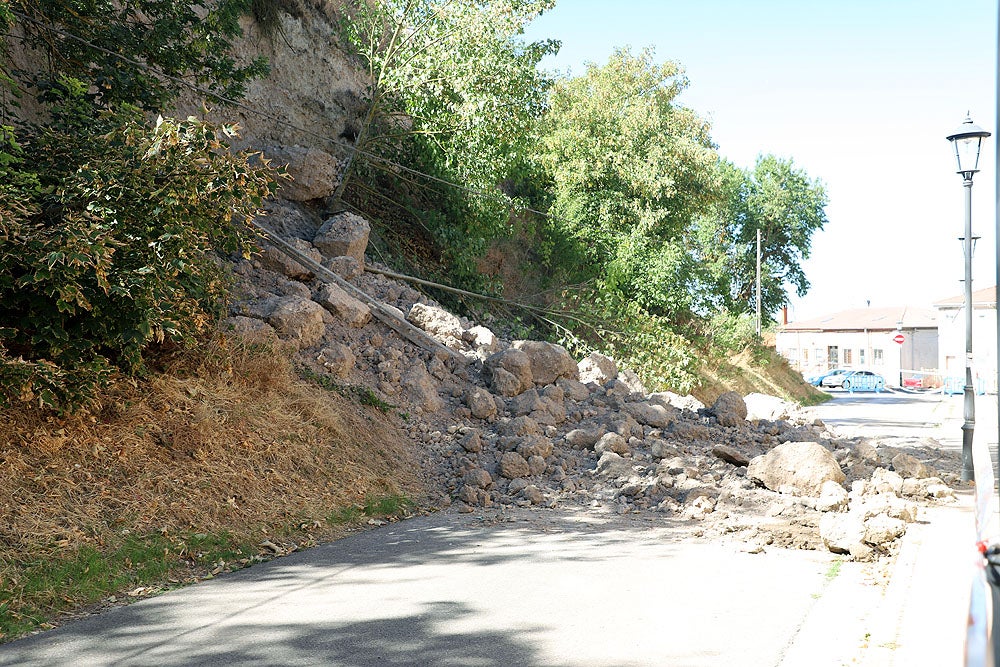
[0,83,274,411]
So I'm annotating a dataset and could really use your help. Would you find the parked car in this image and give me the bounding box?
[821,370,885,392]
[806,368,850,387]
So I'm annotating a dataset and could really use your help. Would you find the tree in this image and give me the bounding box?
[695,155,828,320]
[537,47,721,320]
[335,0,558,287]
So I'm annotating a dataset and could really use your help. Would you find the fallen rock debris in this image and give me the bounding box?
[224,201,960,562]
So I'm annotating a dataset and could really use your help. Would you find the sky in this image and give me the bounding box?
[521,0,998,322]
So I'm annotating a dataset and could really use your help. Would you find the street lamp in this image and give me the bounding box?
[946,114,991,483]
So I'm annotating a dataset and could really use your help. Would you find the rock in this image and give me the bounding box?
[489,367,523,398]
[463,468,493,489]
[522,484,544,505]
[266,297,327,348]
[557,377,591,402]
[317,343,355,377]
[747,441,846,496]
[465,326,498,357]
[527,456,547,476]
[595,451,636,478]
[710,391,748,427]
[499,452,531,479]
[624,401,677,428]
[460,431,482,453]
[819,512,866,555]
[512,340,578,385]
[594,432,629,456]
[863,514,906,545]
[407,303,465,341]
[510,388,545,417]
[314,283,372,327]
[564,427,605,450]
[516,435,553,459]
[816,480,849,512]
[617,369,647,395]
[869,468,904,496]
[259,238,321,280]
[744,393,795,421]
[712,444,750,467]
[484,349,533,395]
[578,352,618,385]
[220,316,275,339]
[271,146,341,201]
[258,200,321,241]
[648,392,705,412]
[401,364,443,412]
[505,416,542,437]
[313,212,370,264]
[464,387,498,420]
[891,453,931,479]
[651,440,680,459]
[321,256,363,280]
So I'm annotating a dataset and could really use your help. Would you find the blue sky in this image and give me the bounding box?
[522,0,997,321]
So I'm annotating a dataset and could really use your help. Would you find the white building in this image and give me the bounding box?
[933,286,997,393]
[775,307,939,387]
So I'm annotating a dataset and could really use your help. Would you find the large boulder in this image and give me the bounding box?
[512,340,579,385]
[747,441,846,496]
[401,364,443,412]
[744,393,796,421]
[484,348,533,395]
[407,303,465,342]
[578,352,618,385]
[624,401,678,428]
[266,296,326,349]
[270,146,341,202]
[314,283,371,327]
[710,391,748,427]
[317,343,355,377]
[313,212,370,264]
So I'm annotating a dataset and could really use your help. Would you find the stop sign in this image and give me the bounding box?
[893,334,905,344]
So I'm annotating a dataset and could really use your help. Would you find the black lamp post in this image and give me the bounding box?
[946,114,991,483]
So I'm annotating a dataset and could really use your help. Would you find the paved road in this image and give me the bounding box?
[1,510,883,667]
[0,391,985,666]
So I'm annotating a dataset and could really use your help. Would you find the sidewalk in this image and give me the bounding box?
[862,489,978,666]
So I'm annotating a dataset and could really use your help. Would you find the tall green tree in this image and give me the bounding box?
[695,155,828,320]
[537,47,721,320]
[335,0,558,286]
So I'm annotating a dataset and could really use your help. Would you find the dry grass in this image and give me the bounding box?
[0,333,422,634]
[692,347,828,407]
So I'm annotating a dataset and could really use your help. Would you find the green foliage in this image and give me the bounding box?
[537,47,722,320]
[702,311,759,353]
[337,0,558,290]
[0,85,273,411]
[695,155,828,320]
[556,287,699,394]
[12,0,268,110]
[0,530,258,640]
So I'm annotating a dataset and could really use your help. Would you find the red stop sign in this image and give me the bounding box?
[893,334,905,344]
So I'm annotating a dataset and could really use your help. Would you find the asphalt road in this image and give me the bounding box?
[0,509,880,667]
[0,390,984,667]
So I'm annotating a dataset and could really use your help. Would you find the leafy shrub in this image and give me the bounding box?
[0,83,274,411]
[554,286,699,394]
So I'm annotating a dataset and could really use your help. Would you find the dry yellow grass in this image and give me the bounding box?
[0,334,422,566]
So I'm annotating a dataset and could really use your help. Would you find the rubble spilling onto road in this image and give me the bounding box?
[228,202,959,562]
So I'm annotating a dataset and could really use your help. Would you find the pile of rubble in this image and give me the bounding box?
[224,202,958,561]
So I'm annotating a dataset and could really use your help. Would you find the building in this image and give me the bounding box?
[775,307,939,386]
[933,286,997,393]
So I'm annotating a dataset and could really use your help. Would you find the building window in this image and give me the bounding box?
[859,349,866,366]
[843,349,853,365]
[873,349,884,365]
[802,348,809,365]
[827,346,839,367]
